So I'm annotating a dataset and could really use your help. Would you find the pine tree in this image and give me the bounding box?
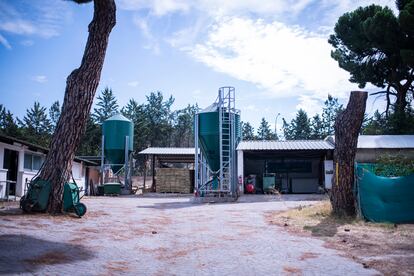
[121,99,141,122]
[18,102,52,146]
[121,99,149,152]
[292,109,311,139]
[0,104,19,137]
[282,118,294,140]
[242,121,255,140]
[310,114,324,139]
[144,91,175,147]
[49,101,61,132]
[93,87,119,124]
[257,118,273,140]
[76,116,101,156]
[172,104,197,147]
[322,95,343,136]
[283,109,311,140]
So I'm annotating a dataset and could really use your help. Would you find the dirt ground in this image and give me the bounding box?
[267,200,414,276]
[0,195,386,275]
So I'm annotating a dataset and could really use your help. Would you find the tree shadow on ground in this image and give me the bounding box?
[0,234,94,274]
[0,207,81,219]
[304,215,354,237]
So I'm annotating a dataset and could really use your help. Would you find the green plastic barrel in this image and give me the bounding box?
[263,175,276,192]
[102,114,134,173]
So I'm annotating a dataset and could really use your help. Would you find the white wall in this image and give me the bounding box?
[72,161,86,194]
[0,141,86,197]
[17,171,37,196]
[0,168,7,199]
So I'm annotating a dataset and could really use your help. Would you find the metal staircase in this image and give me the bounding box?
[218,87,235,193]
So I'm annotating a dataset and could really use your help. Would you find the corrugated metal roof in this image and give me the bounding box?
[138,147,196,155]
[357,135,414,149]
[326,135,414,149]
[237,140,334,151]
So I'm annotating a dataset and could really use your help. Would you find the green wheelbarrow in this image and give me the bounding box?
[63,182,87,217]
[20,178,52,213]
[21,176,87,217]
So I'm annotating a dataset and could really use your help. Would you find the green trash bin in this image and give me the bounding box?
[103,183,121,195]
[263,174,276,193]
[97,185,104,196]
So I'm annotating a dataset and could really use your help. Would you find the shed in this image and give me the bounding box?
[325,135,414,162]
[138,147,196,193]
[237,140,334,194]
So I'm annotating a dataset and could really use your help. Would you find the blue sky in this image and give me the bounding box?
[0,0,397,132]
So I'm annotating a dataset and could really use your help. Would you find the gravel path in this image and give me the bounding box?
[0,195,378,275]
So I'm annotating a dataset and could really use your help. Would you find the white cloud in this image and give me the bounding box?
[0,1,71,38]
[0,33,11,49]
[133,16,161,54]
[185,17,357,103]
[21,40,34,47]
[0,20,36,35]
[166,15,210,49]
[119,0,191,16]
[120,0,320,18]
[245,105,258,111]
[296,95,323,116]
[128,81,139,87]
[120,0,398,25]
[31,75,47,83]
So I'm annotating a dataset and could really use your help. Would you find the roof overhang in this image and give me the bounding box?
[237,140,334,151]
[138,147,197,163]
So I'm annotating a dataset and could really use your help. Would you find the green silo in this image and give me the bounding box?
[102,114,134,173]
[198,111,220,172]
[198,111,241,172]
[195,86,241,197]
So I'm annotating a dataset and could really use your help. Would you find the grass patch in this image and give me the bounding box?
[268,200,414,275]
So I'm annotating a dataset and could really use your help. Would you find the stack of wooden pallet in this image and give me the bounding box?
[155,168,194,193]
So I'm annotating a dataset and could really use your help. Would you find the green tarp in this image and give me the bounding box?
[355,163,414,223]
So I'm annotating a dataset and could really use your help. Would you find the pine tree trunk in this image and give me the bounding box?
[39,0,116,214]
[395,88,408,116]
[330,91,367,217]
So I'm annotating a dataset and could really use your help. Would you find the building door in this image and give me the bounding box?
[3,149,18,195]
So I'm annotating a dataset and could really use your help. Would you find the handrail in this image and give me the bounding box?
[0,180,17,201]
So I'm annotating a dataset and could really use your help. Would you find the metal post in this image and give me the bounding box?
[194,113,199,194]
[124,136,129,192]
[101,135,105,185]
[219,89,223,192]
[143,156,147,194]
[151,155,156,192]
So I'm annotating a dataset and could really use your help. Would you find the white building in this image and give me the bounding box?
[0,134,96,199]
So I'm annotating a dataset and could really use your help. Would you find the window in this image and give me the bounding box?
[33,155,42,170]
[24,154,32,170]
[24,153,44,171]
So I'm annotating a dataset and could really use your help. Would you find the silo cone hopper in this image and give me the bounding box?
[101,114,134,192]
[194,87,241,200]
